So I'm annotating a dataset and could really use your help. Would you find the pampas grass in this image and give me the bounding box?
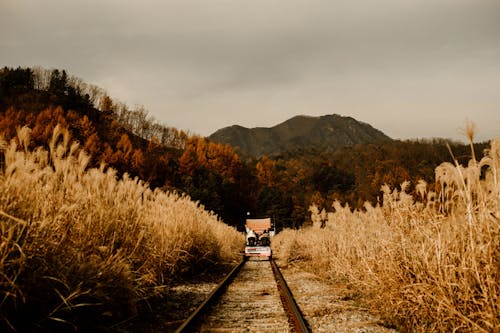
[0,125,243,331]
[274,134,499,332]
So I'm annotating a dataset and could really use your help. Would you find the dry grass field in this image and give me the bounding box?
[1,123,498,332]
[274,134,499,332]
[0,125,243,331]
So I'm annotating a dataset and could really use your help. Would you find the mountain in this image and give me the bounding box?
[209,114,393,157]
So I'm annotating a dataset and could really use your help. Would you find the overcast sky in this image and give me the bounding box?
[1,0,499,141]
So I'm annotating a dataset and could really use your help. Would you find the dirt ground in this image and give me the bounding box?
[117,260,398,333]
[276,260,398,333]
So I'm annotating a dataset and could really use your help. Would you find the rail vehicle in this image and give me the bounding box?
[244,217,275,259]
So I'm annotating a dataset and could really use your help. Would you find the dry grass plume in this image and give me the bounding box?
[274,134,499,332]
[0,125,243,331]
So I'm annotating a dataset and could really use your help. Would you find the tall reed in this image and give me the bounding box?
[274,136,499,332]
[0,125,243,331]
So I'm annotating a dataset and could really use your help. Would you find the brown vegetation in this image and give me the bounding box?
[273,135,499,332]
[0,126,243,331]
[1,66,490,230]
[2,65,498,332]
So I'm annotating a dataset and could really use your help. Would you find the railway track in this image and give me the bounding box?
[175,257,310,333]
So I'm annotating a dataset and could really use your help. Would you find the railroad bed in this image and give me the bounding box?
[176,258,309,332]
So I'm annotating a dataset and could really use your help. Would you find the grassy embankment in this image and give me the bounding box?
[0,125,243,331]
[273,134,499,332]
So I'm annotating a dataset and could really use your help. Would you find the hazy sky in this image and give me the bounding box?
[1,0,499,141]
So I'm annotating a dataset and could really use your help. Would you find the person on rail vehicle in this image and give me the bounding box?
[260,229,270,246]
[246,228,256,246]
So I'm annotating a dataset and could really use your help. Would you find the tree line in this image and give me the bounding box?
[0,66,489,230]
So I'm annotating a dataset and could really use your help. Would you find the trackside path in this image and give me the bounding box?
[277,262,399,333]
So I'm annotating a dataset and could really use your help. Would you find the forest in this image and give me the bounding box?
[0,66,490,230]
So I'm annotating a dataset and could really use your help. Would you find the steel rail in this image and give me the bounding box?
[174,257,247,333]
[271,259,310,333]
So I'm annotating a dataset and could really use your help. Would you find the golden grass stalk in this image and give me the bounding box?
[0,125,244,331]
[274,136,499,332]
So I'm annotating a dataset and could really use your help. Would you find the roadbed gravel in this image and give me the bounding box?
[119,260,398,332]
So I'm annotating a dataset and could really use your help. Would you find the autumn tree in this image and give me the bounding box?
[255,156,276,187]
[31,107,68,145]
[178,136,249,226]
[99,95,115,114]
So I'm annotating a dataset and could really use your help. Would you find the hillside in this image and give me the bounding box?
[0,67,250,227]
[209,114,392,157]
[1,66,489,229]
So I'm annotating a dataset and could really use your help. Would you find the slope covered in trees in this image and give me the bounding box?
[0,66,490,230]
[0,66,250,227]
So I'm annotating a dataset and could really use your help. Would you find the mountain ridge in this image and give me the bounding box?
[209,114,393,156]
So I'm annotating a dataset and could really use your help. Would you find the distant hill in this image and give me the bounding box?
[209,114,393,156]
